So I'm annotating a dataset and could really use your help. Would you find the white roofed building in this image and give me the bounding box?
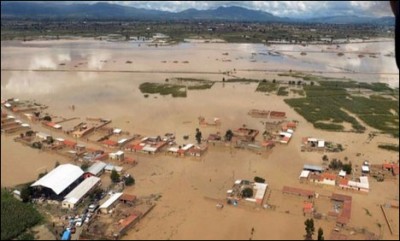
[62,176,101,209]
[99,192,123,214]
[31,164,84,199]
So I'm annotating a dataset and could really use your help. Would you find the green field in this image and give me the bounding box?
[1,189,42,240]
[283,73,398,136]
[139,82,187,97]
[256,81,278,93]
[277,87,289,96]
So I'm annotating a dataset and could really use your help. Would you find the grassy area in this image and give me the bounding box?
[139,82,187,97]
[282,73,398,136]
[256,81,278,93]
[290,89,305,96]
[314,122,345,131]
[277,87,289,96]
[1,189,42,240]
[378,144,399,152]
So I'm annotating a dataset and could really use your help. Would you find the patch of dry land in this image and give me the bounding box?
[1,39,399,240]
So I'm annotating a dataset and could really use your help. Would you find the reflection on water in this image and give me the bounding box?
[1,39,398,88]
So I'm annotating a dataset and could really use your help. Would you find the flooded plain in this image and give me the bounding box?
[1,39,399,240]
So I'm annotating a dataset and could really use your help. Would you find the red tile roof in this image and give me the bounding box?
[322,173,337,180]
[339,178,349,186]
[63,139,77,147]
[102,140,118,146]
[120,194,137,202]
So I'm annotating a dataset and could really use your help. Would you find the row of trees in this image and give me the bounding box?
[328,158,352,174]
[304,218,324,240]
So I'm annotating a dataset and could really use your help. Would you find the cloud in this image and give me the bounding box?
[34,1,394,18]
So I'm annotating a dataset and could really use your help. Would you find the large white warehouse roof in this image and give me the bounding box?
[31,164,84,195]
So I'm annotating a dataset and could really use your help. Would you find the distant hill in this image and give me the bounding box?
[305,15,395,25]
[0,1,395,25]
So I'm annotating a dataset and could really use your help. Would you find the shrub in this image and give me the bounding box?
[254,176,265,183]
[125,176,135,186]
[110,169,120,183]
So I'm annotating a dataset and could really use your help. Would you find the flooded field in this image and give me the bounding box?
[1,39,399,240]
[1,38,398,86]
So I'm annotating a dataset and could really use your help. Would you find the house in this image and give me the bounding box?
[102,139,118,148]
[338,170,347,178]
[63,139,77,148]
[62,176,101,209]
[36,132,51,140]
[44,121,62,130]
[270,111,286,119]
[299,170,310,182]
[187,145,208,157]
[99,192,123,214]
[109,150,124,161]
[320,173,337,186]
[348,176,369,192]
[234,128,259,142]
[104,164,123,173]
[178,144,195,156]
[119,194,137,204]
[85,161,107,177]
[303,164,324,173]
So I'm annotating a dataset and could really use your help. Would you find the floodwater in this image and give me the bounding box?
[1,38,398,86]
[1,39,399,240]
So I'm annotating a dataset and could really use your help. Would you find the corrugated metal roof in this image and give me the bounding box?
[87,161,107,176]
[31,164,84,195]
[63,176,100,204]
[303,164,324,172]
[100,192,123,209]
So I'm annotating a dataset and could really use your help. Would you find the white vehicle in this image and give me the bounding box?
[75,221,82,227]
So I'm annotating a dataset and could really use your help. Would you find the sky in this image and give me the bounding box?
[54,1,393,18]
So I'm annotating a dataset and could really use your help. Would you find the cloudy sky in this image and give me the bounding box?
[55,1,393,18]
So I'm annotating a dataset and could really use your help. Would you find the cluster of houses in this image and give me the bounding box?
[301,137,344,152]
[226,179,268,206]
[282,186,353,227]
[299,164,370,192]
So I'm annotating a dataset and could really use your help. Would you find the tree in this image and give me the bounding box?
[125,175,135,186]
[304,218,315,240]
[195,128,202,144]
[343,162,352,175]
[241,188,253,198]
[322,155,329,162]
[310,81,315,86]
[20,186,32,203]
[110,169,120,183]
[81,162,89,171]
[317,228,324,240]
[225,129,234,142]
[43,115,52,122]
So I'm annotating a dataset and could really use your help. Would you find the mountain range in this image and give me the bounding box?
[0,2,395,25]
